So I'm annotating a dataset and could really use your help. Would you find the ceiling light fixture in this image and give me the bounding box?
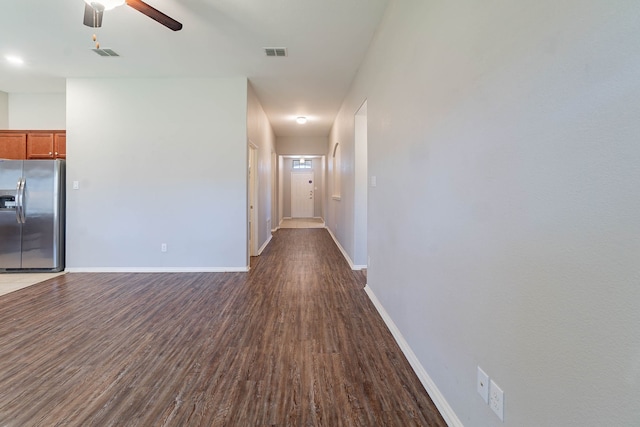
[84,0,125,11]
[5,55,24,65]
[296,116,307,124]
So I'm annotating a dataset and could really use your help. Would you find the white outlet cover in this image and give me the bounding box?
[489,379,504,421]
[477,366,489,404]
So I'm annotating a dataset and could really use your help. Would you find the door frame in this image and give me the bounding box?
[248,142,258,258]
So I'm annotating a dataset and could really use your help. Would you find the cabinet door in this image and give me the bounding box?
[0,133,27,159]
[54,133,66,159]
[27,133,55,159]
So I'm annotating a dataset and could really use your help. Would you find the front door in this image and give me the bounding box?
[291,172,314,218]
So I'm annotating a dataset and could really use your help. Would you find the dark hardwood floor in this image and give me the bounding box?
[0,228,446,426]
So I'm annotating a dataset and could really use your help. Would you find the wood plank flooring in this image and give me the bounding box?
[0,228,446,426]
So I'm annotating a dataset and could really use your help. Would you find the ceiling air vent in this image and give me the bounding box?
[264,47,288,57]
[92,48,119,57]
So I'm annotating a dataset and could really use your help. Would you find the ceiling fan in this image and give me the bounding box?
[83,0,183,31]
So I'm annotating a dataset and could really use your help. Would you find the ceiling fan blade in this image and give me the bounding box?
[83,2,104,28]
[125,0,183,31]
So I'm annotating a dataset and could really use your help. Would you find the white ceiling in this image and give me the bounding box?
[0,0,388,136]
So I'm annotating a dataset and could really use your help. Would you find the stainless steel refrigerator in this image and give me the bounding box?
[0,160,65,272]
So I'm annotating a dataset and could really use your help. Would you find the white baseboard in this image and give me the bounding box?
[65,266,250,273]
[277,217,289,229]
[258,234,272,255]
[364,285,463,427]
[325,227,366,271]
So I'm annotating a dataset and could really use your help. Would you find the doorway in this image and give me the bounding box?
[291,172,314,218]
[278,155,325,225]
[248,143,258,257]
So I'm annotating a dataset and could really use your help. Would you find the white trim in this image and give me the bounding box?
[65,266,250,273]
[364,285,464,427]
[257,234,272,255]
[325,226,367,271]
[276,216,289,229]
[248,142,259,258]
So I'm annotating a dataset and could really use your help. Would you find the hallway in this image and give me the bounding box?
[0,229,445,426]
[278,217,325,228]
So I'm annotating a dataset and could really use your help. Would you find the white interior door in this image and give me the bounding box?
[249,144,258,257]
[291,172,314,218]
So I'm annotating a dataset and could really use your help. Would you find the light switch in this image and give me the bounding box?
[72,181,79,190]
[370,176,377,187]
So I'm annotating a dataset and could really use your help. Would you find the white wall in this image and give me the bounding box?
[326,107,357,267]
[8,93,65,129]
[277,136,328,155]
[332,0,640,425]
[247,82,277,252]
[0,91,8,128]
[354,103,367,266]
[66,78,248,271]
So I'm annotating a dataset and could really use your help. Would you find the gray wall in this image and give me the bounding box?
[8,93,65,129]
[66,77,249,271]
[329,0,640,425]
[277,135,328,155]
[247,82,277,249]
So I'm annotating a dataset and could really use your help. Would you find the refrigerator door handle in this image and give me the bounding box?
[16,178,26,224]
[15,178,21,223]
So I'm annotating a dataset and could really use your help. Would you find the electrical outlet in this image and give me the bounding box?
[161,243,167,252]
[489,379,504,421]
[477,367,489,404]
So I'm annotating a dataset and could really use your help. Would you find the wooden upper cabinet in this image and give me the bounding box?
[0,131,66,160]
[27,133,55,159]
[54,133,66,159]
[0,133,27,160]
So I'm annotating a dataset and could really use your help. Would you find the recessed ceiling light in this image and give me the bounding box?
[296,116,307,124]
[5,55,24,65]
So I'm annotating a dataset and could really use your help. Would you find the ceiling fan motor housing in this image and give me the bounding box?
[82,0,182,31]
